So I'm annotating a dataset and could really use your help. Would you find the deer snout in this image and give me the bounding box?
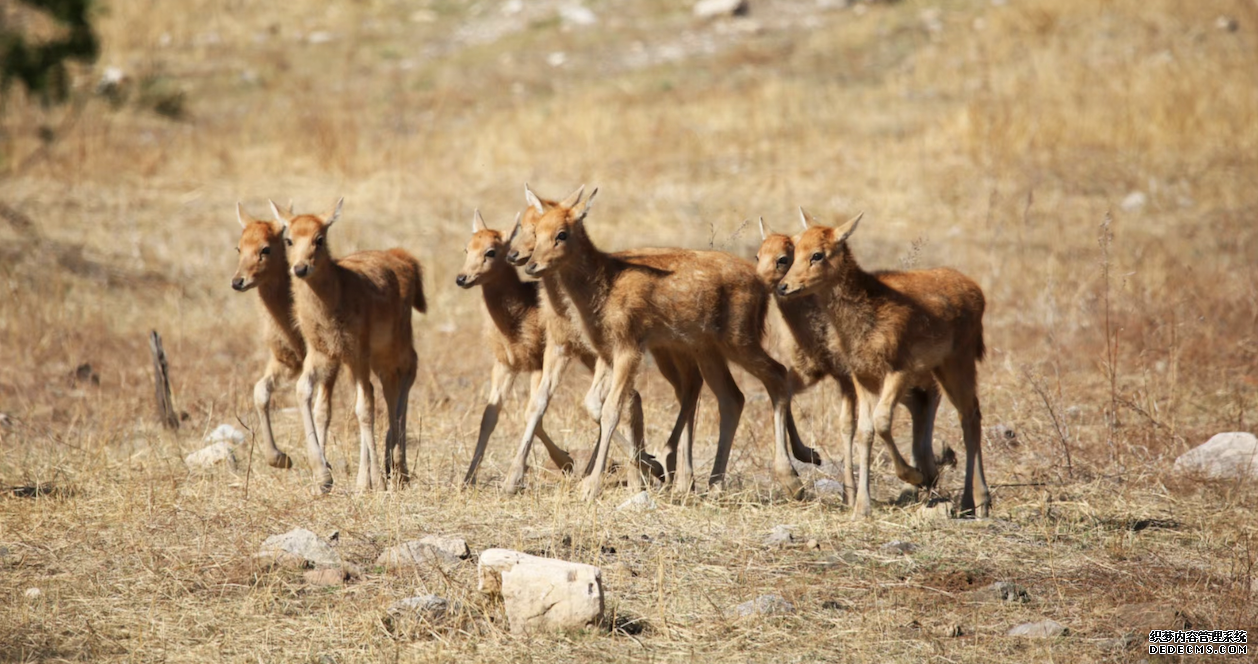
[455,274,470,288]
[231,277,246,291]
[777,282,792,297]
[524,262,540,276]
[506,249,521,264]
[293,263,310,278]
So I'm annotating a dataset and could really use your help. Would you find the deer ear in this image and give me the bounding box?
[759,216,770,241]
[285,199,295,216]
[237,202,254,228]
[835,211,863,244]
[268,199,290,227]
[798,206,818,231]
[472,208,488,233]
[574,187,598,224]
[524,183,545,215]
[559,184,585,209]
[508,210,522,241]
[326,197,344,228]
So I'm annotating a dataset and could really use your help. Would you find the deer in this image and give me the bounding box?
[755,217,953,507]
[231,202,336,472]
[518,186,811,501]
[456,209,576,484]
[778,208,989,518]
[271,198,426,493]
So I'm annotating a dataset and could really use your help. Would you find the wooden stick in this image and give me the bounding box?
[148,331,179,430]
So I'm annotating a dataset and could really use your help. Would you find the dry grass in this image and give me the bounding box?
[2,0,1257,661]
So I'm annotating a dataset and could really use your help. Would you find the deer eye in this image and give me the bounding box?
[235,246,240,253]
[485,249,496,259]
[555,230,568,242]
[260,246,271,256]
[314,236,324,247]
[811,251,824,263]
[285,238,293,247]
[776,255,789,267]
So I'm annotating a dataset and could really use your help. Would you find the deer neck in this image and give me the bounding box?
[554,229,616,335]
[481,263,536,335]
[821,247,878,344]
[257,271,304,347]
[292,260,344,320]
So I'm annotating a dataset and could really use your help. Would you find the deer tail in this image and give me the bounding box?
[412,261,427,314]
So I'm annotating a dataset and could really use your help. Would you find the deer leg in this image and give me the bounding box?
[351,365,382,493]
[851,381,878,519]
[504,342,571,494]
[582,358,663,486]
[296,357,335,493]
[657,350,702,495]
[312,364,338,470]
[906,385,943,488]
[937,360,989,517]
[465,362,511,485]
[696,351,744,495]
[730,346,800,499]
[579,350,642,502]
[253,359,292,469]
[871,371,924,487]
[784,370,823,466]
[388,349,417,488]
[836,374,858,506]
[530,371,574,473]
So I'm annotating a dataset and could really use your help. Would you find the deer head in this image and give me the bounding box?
[754,216,796,288]
[456,209,513,288]
[524,184,597,277]
[274,198,342,280]
[778,208,862,297]
[232,202,289,291]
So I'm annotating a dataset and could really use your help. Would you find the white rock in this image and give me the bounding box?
[1174,432,1258,479]
[919,499,953,521]
[1008,619,1068,638]
[206,423,245,444]
[478,549,603,633]
[546,52,567,67]
[559,5,597,26]
[617,490,656,511]
[24,587,42,599]
[732,594,794,617]
[765,525,794,547]
[306,31,333,45]
[694,0,749,19]
[184,441,237,470]
[419,534,470,559]
[1120,191,1148,212]
[258,528,341,567]
[881,540,918,555]
[376,537,467,569]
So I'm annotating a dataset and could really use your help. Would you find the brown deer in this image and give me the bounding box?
[231,202,336,471]
[756,217,952,506]
[778,209,989,518]
[456,209,576,484]
[519,186,809,501]
[502,188,720,495]
[271,199,426,493]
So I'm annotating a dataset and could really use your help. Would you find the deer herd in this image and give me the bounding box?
[231,185,991,519]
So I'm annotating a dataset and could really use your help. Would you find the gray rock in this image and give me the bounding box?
[258,528,341,568]
[919,499,953,521]
[376,539,464,569]
[765,525,794,547]
[559,4,597,26]
[814,478,844,496]
[303,568,347,586]
[694,0,749,19]
[1173,432,1258,479]
[617,490,656,512]
[418,534,470,560]
[1008,619,1068,638]
[184,441,236,470]
[389,594,458,623]
[881,540,917,555]
[206,423,246,444]
[733,594,795,617]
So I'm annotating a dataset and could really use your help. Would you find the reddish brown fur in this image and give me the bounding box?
[456,211,575,484]
[518,187,808,501]
[779,210,989,517]
[276,199,426,493]
[756,222,950,504]
[232,203,336,471]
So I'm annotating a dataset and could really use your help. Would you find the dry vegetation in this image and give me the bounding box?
[2,0,1257,661]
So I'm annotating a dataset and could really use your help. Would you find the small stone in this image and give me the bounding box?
[821,599,848,611]
[617,490,656,511]
[765,525,794,547]
[1008,619,1068,638]
[409,9,437,22]
[418,534,470,560]
[1098,633,1137,651]
[805,539,820,550]
[24,587,42,599]
[389,594,457,623]
[919,499,953,521]
[303,568,347,586]
[376,540,464,569]
[694,0,749,19]
[1112,603,1192,632]
[206,423,246,444]
[966,581,1030,603]
[944,624,965,637]
[881,540,917,555]
[306,31,333,44]
[258,528,341,568]
[814,478,844,496]
[546,52,567,67]
[559,4,597,26]
[0,413,11,428]
[1173,433,1258,480]
[1216,16,1239,32]
[184,442,237,471]
[732,594,795,617]
[1120,191,1148,212]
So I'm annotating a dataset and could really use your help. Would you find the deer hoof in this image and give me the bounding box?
[268,452,293,469]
